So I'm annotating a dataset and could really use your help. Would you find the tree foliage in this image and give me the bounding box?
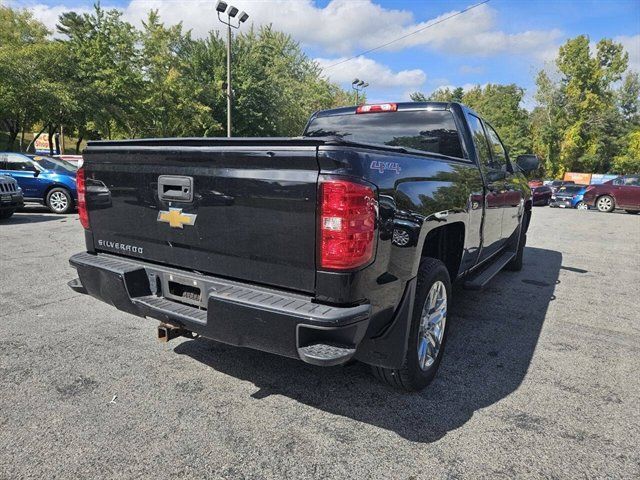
[0,4,354,150]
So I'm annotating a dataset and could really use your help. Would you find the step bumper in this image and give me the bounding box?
[69,252,371,366]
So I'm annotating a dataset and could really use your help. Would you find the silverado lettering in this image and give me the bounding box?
[68,102,539,391]
[97,240,144,254]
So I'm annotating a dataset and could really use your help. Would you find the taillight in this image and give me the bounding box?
[318,178,377,270]
[76,167,89,229]
[356,103,397,114]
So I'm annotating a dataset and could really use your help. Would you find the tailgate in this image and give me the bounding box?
[83,141,320,293]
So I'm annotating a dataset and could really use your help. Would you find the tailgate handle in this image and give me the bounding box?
[158,175,193,202]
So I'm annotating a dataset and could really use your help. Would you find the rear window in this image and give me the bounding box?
[304,110,464,159]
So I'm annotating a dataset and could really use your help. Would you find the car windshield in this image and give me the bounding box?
[30,155,77,173]
[305,109,464,158]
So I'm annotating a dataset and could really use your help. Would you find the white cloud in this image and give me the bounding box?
[616,34,640,73]
[23,0,563,59]
[315,56,426,90]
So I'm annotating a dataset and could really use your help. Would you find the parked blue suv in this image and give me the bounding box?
[0,152,77,213]
[549,184,589,209]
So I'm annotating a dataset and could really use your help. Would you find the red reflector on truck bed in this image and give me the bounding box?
[356,103,397,114]
[319,178,377,270]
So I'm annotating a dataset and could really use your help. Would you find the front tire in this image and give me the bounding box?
[596,195,615,213]
[0,209,15,219]
[372,258,451,392]
[46,187,73,214]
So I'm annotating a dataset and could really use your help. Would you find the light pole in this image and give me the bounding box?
[351,79,369,105]
[216,1,249,137]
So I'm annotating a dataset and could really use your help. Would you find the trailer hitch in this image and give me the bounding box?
[157,323,195,343]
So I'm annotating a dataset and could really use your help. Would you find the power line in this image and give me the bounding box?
[322,0,491,70]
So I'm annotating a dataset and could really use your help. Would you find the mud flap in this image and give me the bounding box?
[354,277,416,369]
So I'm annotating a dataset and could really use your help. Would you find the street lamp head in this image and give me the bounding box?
[357,80,365,87]
[215,0,228,13]
[238,11,249,22]
[352,78,360,85]
[362,83,369,88]
[228,6,239,17]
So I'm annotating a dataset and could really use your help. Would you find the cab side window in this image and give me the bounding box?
[624,176,639,186]
[5,154,34,171]
[484,123,508,172]
[467,114,493,172]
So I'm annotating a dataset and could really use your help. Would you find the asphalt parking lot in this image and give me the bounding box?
[1,206,639,479]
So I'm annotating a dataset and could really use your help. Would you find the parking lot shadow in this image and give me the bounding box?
[174,246,562,443]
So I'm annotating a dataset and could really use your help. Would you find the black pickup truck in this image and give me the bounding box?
[68,102,538,391]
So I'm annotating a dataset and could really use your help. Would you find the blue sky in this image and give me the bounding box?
[9,0,640,105]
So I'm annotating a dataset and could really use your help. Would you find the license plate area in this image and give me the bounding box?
[161,273,205,308]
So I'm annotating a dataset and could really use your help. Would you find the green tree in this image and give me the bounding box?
[530,71,565,177]
[618,72,640,125]
[138,11,212,137]
[57,5,143,140]
[0,6,52,149]
[556,36,628,173]
[0,5,49,45]
[612,129,640,174]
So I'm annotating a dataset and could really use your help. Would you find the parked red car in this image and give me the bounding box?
[528,179,544,188]
[531,185,552,206]
[582,175,640,213]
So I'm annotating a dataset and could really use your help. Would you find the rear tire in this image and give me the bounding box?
[596,195,615,213]
[46,187,73,214]
[576,201,588,210]
[371,258,451,392]
[0,209,15,219]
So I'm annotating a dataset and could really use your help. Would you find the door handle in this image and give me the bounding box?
[158,175,194,203]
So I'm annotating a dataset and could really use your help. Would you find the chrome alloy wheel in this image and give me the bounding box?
[49,191,68,212]
[597,196,613,212]
[577,202,588,210]
[417,280,447,371]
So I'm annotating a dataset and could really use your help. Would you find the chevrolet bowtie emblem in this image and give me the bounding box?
[158,208,197,228]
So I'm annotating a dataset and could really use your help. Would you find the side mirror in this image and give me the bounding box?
[516,154,540,173]
[32,167,40,177]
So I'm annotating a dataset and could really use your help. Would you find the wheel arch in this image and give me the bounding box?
[43,183,75,204]
[418,221,466,282]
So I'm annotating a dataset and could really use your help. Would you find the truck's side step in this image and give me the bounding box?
[463,250,515,290]
[297,343,356,367]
